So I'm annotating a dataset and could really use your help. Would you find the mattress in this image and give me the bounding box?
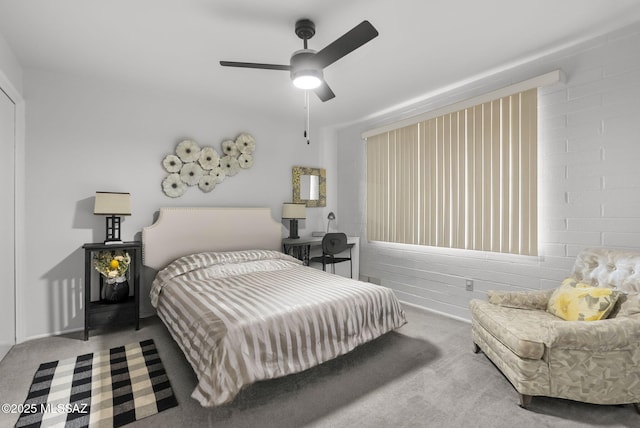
[150,249,406,406]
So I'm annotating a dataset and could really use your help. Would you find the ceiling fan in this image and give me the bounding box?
[220,19,379,102]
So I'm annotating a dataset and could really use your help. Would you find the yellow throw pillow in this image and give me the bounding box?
[547,280,619,321]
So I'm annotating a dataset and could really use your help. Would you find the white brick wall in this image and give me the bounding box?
[336,22,640,321]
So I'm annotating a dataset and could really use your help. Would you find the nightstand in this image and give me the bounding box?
[82,241,141,340]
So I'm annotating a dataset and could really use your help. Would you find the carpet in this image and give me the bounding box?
[15,339,177,428]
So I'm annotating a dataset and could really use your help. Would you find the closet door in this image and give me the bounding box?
[0,87,15,361]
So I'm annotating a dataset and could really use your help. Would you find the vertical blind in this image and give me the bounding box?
[366,88,537,256]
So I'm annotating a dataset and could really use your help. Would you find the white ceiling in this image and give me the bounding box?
[2,0,640,129]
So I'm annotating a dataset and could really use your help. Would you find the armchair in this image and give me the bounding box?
[469,247,640,413]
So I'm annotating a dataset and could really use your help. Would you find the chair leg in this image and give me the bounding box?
[633,403,640,415]
[518,394,532,409]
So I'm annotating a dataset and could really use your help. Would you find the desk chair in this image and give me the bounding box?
[309,233,352,277]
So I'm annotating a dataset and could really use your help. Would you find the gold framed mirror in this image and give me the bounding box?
[292,166,326,207]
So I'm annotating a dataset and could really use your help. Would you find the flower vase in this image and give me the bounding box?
[101,276,129,303]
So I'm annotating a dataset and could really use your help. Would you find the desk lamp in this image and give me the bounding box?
[326,211,335,233]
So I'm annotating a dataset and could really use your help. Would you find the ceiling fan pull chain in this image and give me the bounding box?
[304,90,311,144]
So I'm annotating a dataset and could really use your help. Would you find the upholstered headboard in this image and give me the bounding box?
[571,247,640,293]
[142,207,283,270]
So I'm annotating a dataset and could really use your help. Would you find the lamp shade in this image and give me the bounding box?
[94,192,131,215]
[282,203,306,219]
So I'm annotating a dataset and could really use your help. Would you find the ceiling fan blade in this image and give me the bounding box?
[220,61,290,71]
[314,80,335,102]
[314,21,378,69]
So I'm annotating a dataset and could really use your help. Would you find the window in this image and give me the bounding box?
[365,88,538,256]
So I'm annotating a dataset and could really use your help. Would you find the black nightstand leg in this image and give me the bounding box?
[134,247,141,330]
[84,248,91,341]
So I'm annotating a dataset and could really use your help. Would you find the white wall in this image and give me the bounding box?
[0,33,24,358]
[0,32,22,94]
[19,69,331,340]
[336,22,640,320]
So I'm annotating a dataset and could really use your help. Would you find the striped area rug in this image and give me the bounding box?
[16,339,178,428]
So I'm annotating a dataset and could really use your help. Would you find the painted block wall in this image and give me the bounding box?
[336,22,640,321]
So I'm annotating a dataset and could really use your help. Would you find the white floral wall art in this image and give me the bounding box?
[162,154,182,173]
[236,133,255,154]
[199,147,219,170]
[238,153,253,169]
[161,133,255,197]
[219,155,240,176]
[176,139,201,162]
[221,139,239,157]
[210,167,226,184]
[179,162,204,186]
[162,173,187,198]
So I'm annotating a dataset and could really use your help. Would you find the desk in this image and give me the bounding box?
[282,236,359,279]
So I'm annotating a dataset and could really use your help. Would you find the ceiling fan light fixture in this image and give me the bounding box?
[292,70,322,89]
[220,19,378,102]
[290,49,322,89]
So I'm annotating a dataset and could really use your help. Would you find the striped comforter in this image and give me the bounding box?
[150,250,406,406]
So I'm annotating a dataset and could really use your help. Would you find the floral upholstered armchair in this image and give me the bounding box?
[469,247,640,413]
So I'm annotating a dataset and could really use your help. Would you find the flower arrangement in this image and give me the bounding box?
[94,250,131,279]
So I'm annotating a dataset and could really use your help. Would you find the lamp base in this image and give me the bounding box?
[105,215,123,244]
[288,219,300,239]
[104,240,124,245]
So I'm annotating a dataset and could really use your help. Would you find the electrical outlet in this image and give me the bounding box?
[465,279,474,291]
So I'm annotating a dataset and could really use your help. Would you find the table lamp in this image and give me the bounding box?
[94,191,131,244]
[282,203,306,239]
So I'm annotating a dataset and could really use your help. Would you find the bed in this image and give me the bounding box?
[142,207,407,406]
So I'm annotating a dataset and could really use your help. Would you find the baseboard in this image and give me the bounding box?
[399,300,472,324]
[17,326,85,344]
[16,313,157,344]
